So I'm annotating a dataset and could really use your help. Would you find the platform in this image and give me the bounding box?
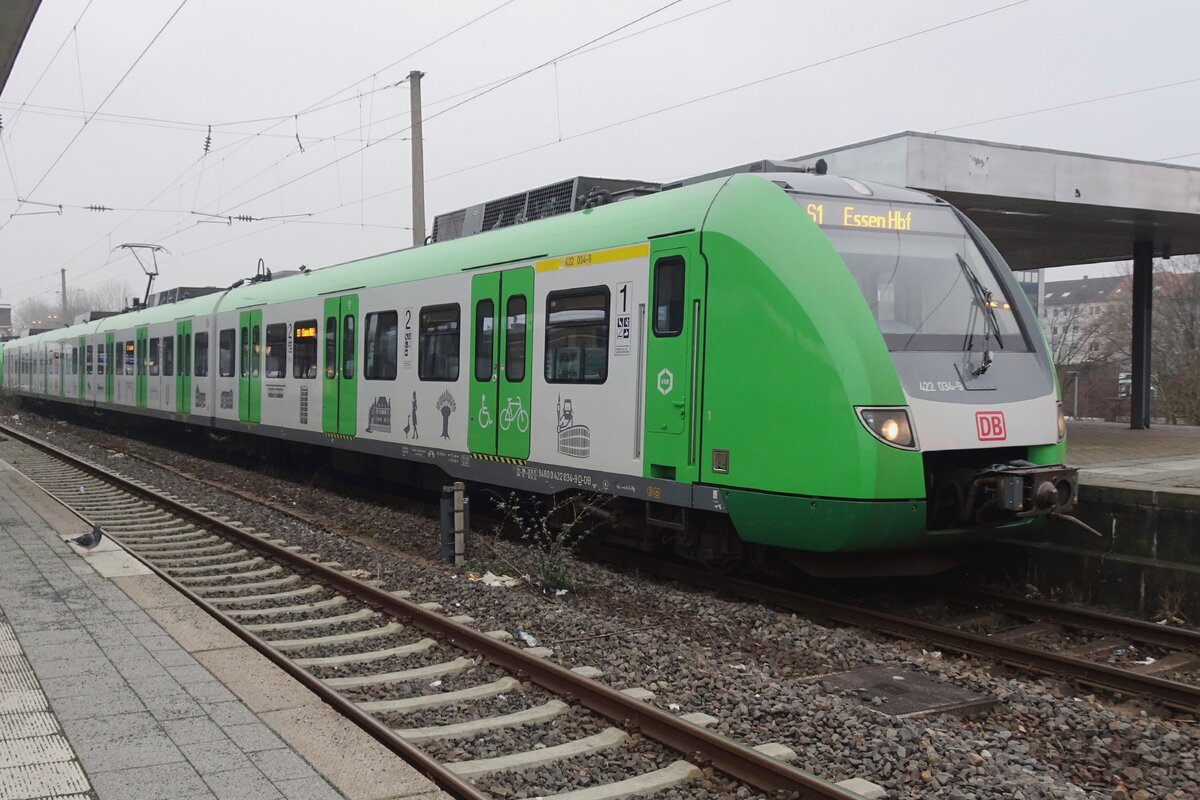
[1067,419,1200,493]
[0,462,448,800]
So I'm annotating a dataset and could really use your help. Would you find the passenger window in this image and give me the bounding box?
[149,339,160,376]
[364,311,397,380]
[419,304,460,382]
[195,332,209,377]
[137,338,147,376]
[218,329,235,377]
[474,300,494,383]
[184,333,192,377]
[265,323,287,378]
[251,324,261,379]
[86,345,94,375]
[163,336,174,377]
[125,341,135,376]
[653,256,685,336]
[342,316,355,380]
[545,287,609,384]
[293,320,318,379]
[324,316,337,379]
[505,296,527,382]
[71,347,79,375]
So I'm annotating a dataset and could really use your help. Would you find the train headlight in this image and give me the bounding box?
[856,407,918,450]
[1057,401,1066,442]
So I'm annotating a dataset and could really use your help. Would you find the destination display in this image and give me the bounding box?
[793,195,960,235]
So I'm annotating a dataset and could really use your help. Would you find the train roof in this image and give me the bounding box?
[4,171,945,350]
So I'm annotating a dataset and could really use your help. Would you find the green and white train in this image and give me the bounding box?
[0,171,1078,571]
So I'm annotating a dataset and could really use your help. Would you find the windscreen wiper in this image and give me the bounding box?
[956,253,1003,375]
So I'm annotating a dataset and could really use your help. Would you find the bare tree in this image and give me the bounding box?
[1093,255,1200,424]
[1047,297,1105,366]
[13,280,131,328]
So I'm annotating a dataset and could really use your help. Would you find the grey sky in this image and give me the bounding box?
[1,0,1197,311]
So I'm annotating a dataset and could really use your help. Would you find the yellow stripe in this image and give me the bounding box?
[535,243,649,273]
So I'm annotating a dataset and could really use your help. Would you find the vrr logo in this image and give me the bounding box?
[975,410,1007,441]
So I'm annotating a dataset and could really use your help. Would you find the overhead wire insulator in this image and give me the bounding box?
[86,204,112,212]
[203,124,212,154]
[232,214,254,223]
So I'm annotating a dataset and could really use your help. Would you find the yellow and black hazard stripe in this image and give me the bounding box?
[322,432,356,441]
[471,453,527,465]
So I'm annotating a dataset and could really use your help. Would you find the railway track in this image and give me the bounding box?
[587,547,1200,715]
[0,421,863,800]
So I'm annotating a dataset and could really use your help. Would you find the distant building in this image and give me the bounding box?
[1037,275,1125,366]
[0,303,11,340]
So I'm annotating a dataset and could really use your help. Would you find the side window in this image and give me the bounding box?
[218,329,235,377]
[653,256,685,336]
[265,323,287,378]
[545,287,609,384]
[149,338,160,376]
[86,345,94,375]
[474,299,494,382]
[293,320,318,379]
[163,336,174,377]
[184,332,192,377]
[136,337,146,376]
[125,341,135,375]
[342,316,355,380]
[505,295,527,382]
[418,304,460,381]
[324,316,337,379]
[364,311,398,381]
[195,332,210,377]
[71,346,79,375]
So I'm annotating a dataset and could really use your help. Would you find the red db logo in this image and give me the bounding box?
[975,411,1007,441]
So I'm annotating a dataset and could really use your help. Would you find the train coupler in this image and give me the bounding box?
[961,461,1079,525]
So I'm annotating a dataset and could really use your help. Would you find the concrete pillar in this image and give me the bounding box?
[1130,240,1153,429]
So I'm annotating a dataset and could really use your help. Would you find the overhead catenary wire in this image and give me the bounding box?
[1,0,190,233]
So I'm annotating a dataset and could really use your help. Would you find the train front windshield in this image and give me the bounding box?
[794,194,1029,353]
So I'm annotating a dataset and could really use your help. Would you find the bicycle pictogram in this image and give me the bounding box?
[498,396,529,433]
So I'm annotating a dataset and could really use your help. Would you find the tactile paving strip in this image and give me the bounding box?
[0,622,92,800]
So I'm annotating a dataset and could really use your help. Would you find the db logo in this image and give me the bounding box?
[975,411,1007,441]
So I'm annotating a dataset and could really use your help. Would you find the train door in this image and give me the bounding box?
[643,236,706,483]
[469,267,533,459]
[238,309,263,423]
[104,333,115,403]
[176,321,192,414]
[135,327,148,407]
[322,295,358,436]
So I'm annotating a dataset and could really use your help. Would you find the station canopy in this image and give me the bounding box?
[0,1,38,97]
[774,132,1200,270]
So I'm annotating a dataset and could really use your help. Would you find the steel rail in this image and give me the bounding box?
[0,422,859,799]
[943,586,1200,652]
[588,547,1200,714]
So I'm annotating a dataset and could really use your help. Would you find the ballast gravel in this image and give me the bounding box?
[7,413,1198,800]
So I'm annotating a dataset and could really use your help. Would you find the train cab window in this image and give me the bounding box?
[218,329,235,377]
[163,336,174,377]
[196,332,210,377]
[87,345,94,375]
[505,296,527,382]
[418,304,460,382]
[125,341,136,375]
[474,300,494,382]
[364,311,397,380]
[265,324,287,378]
[149,339,160,376]
[324,316,337,379]
[653,256,685,336]
[545,287,609,384]
[293,320,318,378]
[341,316,355,380]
